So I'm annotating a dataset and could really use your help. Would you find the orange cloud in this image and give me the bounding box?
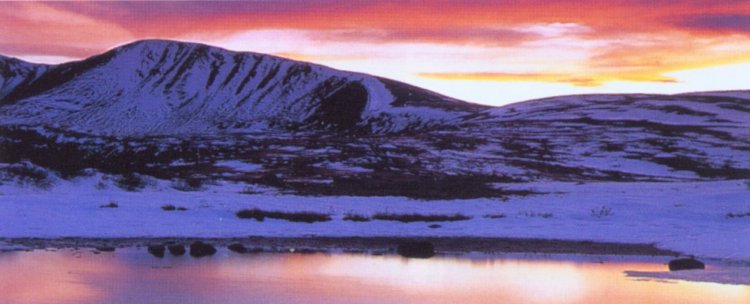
[2,1,749,101]
[0,2,133,57]
[419,72,677,87]
[309,28,537,46]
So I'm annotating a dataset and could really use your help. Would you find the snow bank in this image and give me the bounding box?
[626,268,750,286]
[2,177,750,263]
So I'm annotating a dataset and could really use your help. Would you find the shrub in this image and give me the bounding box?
[590,206,614,218]
[100,201,119,208]
[343,213,371,222]
[372,212,471,223]
[115,174,147,192]
[726,211,750,219]
[522,211,553,218]
[171,177,206,192]
[239,186,259,195]
[236,208,332,223]
[0,162,54,189]
[326,174,520,200]
[255,173,285,188]
[162,204,188,211]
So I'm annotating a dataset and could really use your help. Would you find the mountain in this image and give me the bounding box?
[0,55,48,100]
[0,40,749,198]
[0,40,480,135]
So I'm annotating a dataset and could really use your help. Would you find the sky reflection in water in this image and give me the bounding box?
[0,249,748,304]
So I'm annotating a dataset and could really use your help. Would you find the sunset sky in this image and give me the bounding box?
[2,1,750,106]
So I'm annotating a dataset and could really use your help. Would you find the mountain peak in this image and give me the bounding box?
[113,39,216,58]
[119,38,183,49]
[0,54,25,64]
[0,40,478,135]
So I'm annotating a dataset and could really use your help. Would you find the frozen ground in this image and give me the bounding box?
[627,267,750,286]
[1,175,748,263]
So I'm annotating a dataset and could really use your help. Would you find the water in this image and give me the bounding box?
[0,248,748,304]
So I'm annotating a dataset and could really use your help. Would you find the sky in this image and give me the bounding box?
[1,1,750,106]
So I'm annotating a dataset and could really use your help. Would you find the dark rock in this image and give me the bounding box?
[306,81,368,130]
[245,247,264,254]
[95,246,115,252]
[397,241,435,258]
[227,243,248,253]
[190,241,217,258]
[293,248,319,254]
[147,245,166,258]
[669,258,705,271]
[167,244,186,256]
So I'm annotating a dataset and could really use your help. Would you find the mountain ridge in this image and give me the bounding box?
[0,54,49,101]
[0,39,482,135]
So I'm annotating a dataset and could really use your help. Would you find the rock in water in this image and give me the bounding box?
[227,243,248,253]
[668,258,705,271]
[167,244,186,256]
[190,241,217,258]
[397,241,435,258]
[147,245,165,258]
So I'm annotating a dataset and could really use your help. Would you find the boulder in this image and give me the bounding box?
[147,245,165,258]
[227,243,248,253]
[190,241,217,258]
[167,244,186,256]
[669,258,705,271]
[397,241,435,258]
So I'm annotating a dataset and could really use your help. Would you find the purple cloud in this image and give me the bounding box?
[680,14,750,32]
[313,27,537,46]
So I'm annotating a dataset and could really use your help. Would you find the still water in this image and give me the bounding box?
[0,248,748,304]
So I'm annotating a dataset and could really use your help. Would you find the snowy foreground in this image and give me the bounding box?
[1,175,748,263]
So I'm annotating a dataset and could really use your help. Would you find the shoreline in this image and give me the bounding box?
[2,236,680,257]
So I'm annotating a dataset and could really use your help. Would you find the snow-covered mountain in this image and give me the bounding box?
[0,55,48,101]
[0,40,748,191]
[0,40,479,135]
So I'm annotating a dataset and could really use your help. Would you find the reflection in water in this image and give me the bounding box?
[0,249,748,304]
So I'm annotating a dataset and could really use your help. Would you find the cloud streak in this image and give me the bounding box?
[680,14,750,33]
[419,72,677,87]
[1,1,749,104]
